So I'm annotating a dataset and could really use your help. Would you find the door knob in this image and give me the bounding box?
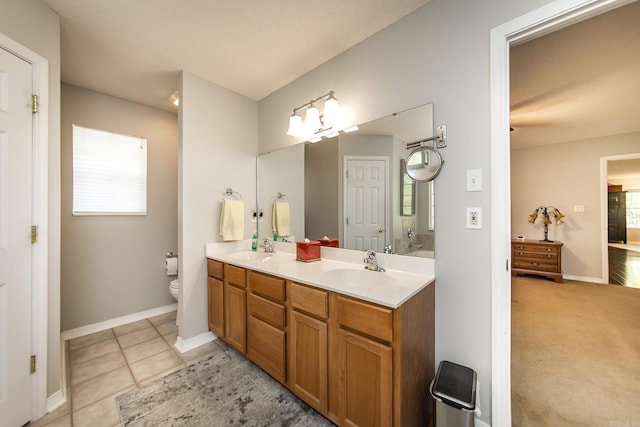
[377,228,384,233]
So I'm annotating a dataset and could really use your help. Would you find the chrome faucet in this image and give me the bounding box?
[363,250,385,272]
[260,238,275,253]
[407,228,416,238]
[384,244,393,254]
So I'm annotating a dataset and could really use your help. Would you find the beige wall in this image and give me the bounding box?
[178,72,258,341]
[258,1,560,422]
[258,143,305,240]
[0,0,61,398]
[61,84,178,330]
[511,131,640,282]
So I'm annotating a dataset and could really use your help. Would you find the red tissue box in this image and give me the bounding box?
[296,240,321,262]
[318,237,339,247]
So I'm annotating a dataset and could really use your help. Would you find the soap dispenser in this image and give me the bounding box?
[251,233,258,251]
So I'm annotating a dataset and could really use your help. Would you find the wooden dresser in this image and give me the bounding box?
[512,239,563,283]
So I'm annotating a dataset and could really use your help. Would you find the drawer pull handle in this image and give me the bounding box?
[546,248,552,252]
[547,254,552,258]
[531,262,539,266]
[519,252,524,256]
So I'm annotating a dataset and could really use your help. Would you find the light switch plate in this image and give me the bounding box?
[467,169,482,192]
[466,207,482,229]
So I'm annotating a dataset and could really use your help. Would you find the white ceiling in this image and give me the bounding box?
[510,1,640,150]
[42,0,430,112]
[39,0,640,157]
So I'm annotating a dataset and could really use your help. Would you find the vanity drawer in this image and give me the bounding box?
[207,259,223,280]
[248,293,286,329]
[248,271,286,302]
[224,264,246,288]
[290,282,328,320]
[336,295,393,343]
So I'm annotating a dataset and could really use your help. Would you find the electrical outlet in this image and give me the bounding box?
[466,207,482,229]
[251,210,258,223]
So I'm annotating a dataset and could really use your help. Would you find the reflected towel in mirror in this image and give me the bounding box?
[272,201,290,237]
[220,199,244,241]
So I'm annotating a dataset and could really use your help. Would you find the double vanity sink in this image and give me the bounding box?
[205,241,435,426]
[211,242,434,308]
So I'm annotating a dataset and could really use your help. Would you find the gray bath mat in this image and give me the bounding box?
[115,342,334,426]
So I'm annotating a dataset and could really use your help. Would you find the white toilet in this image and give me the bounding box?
[169,279,179,301]
[169,279,180,326]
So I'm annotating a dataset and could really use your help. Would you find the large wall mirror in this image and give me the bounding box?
[257,103,435,258]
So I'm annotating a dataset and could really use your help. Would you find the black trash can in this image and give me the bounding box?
[430,360,477,427]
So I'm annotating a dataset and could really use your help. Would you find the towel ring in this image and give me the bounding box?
[225,188,243,199]
[276,192,286,199]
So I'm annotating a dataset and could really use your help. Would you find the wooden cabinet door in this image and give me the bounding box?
[247,315,286,383]
[339,329,392,427]
[224,284,246,354]
[290,311,328,413]
[207,277,224,337]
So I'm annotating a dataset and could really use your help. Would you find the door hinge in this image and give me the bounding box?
[31,225,38,244]
[346,217,349,225]
[30,355,36,374]
[506,259,509,271]
[32,94,39,114]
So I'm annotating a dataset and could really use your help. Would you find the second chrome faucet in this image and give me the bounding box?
[363,249,385,272]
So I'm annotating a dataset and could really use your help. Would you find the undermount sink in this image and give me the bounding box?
[323,268,395,288]
[228,251,273,261]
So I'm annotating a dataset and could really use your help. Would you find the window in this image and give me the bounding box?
[73,125,147,215]
[627,191,640,228]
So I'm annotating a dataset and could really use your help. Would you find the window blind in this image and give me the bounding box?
[73,124,147,215]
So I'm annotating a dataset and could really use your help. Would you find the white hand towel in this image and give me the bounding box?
[220,199,244,241]
[272,201,290,237]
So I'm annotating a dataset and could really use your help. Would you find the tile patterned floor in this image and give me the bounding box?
[29,311,223,427]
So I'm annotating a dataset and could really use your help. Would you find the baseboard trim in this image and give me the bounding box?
[475,418,491,427]
[61,303,178,341]
[174,331,216,354]
[563,274,607,284]
[46,389,65,413]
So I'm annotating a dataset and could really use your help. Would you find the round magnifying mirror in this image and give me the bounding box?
[404,146,443,182]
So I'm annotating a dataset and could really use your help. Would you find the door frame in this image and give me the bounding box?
[489,0,634,424]
[342,156,390,251]
[0,32,49,419]
[601,152,640,282]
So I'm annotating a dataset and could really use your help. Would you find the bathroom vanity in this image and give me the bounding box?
[206,242,435,427]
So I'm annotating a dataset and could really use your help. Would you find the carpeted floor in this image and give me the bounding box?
[511,276,640,426]
[116,341,334,426]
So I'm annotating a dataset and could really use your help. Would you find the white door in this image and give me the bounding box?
[0,47,33,427]
[344,158,387,252]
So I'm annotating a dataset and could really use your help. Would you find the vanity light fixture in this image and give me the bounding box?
[304,104,322,133]
[168,90,180,106]
[286,90,343,139]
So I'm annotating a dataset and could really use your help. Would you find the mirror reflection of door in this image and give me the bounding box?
[344,157,387,251]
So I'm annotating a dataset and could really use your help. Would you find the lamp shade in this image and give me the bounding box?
[287,114,304,137]
[323,96,340,126]
[305,105,322,133]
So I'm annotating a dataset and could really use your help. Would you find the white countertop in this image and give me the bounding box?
[205,240,435,308]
